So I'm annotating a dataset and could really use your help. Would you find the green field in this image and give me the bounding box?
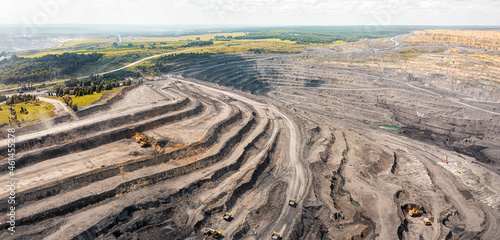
[5,34,322,87]
[123,32,247,43]
[0,101,56,126]
[379,125,400,130]
[47,86,124,107]
[3,28,414,91]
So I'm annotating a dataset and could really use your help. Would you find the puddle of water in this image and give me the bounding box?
[351,200,361,207]
[187,201,196,208]
[379,125,400,130]
[162,225,174,232]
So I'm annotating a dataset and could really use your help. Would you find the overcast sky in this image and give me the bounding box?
[1,0,499,26]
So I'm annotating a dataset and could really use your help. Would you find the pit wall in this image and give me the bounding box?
[126,108,244,172]
[76,84,141,118]
[224,122,276,212]
[380,103,500,141]
[4,115,73,137]
[0,85,141,137]
[7,109,245,208]
[148,105,242,156]
[2,113,258,224]
[0,97,191,156]
[71,118,265,240]
[1,100,201,170]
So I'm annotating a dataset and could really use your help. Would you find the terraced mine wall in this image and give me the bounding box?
[224,123,276,212]
[190,121,277,239]
[0,109,248,211]
[0,97,191,156]
[9,115,73,136]
[0,99,200,170]
[10,85,142,135]
[0,86,141,137]
[76,84,141,118]
[141,108,242,158]
[212,120,270,184]
[70,117,266,240]
[2,114,258,227]
[391,105,500,139]
[375,101,500,161]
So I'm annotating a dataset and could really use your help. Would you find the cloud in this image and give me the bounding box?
[0,0,498,25]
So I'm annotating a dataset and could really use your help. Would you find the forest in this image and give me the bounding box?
[0,52,103,85]
[6,94,38,105]
[0,26,423,87]
[232,26,414,44]
[186,40,214,47]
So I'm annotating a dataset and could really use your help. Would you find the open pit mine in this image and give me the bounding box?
[1,30,500,240]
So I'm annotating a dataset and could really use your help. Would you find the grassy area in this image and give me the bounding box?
[62,37,116,48]
[4,33,330,91]
[397,47,448,60]
[379,125,400,130]
[46,86,124,107]
[71,93,105,107]
[0,106,11,124]
[123,39,307,74]
[16,34,305,59]
[0,101,56,126]
[123,33,246,43]
[168,39,305,55]
[17,36,116,57]
[88,86,123,105]
[0,83,22,91]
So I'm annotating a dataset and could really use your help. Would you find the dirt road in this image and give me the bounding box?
[172,75,310,238]
[38,96,78,119]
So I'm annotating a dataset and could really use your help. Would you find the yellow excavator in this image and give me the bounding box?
[409,205,422,217]
[135,135,150,148]
[202,228,222,239]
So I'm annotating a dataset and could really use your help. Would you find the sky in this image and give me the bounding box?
[0,0,499,26]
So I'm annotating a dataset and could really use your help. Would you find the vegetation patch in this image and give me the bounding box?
[0,101,55,126]
[232,26,411,44]
[0,53,103,85]
[379,125,400,130]
[47,86,124,107]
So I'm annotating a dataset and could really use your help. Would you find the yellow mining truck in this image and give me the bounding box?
[223,212,232,221]
[202,228,222,239]
[271,231,281,239]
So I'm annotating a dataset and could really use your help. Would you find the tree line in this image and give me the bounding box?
[232,27,409,44]
[55,80,120,97]
[89,70,140,82]
[156,52,213,64]
[6,94,37,105]
[62,95,78,111]
[186,40,213,47]
[0,52,103,85]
